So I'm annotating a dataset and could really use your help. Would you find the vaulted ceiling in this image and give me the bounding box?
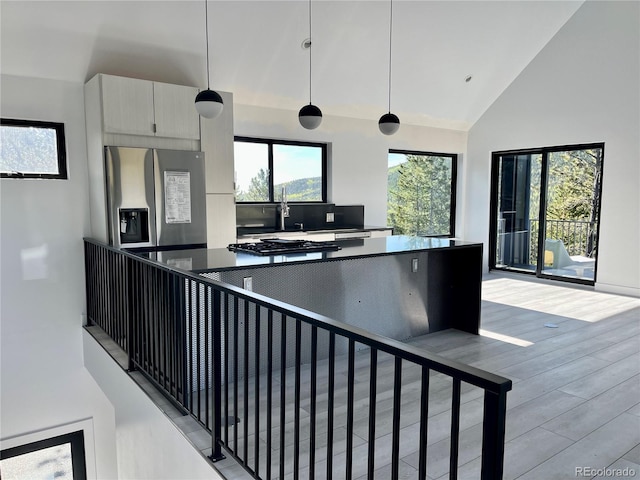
[1,0,583,130]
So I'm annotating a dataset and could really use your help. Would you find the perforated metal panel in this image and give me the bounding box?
[198,252,433,381]
[204,254,430,336]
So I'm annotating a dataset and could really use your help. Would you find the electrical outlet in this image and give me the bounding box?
[326,212,335,223]
[411,258,419,272]
[243,277,253,291]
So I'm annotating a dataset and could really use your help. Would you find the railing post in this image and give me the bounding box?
[210,288,225,462]
[480,389,508,480]
[83,241,94,327]
[126,256,136,372]
[182,279,191,410]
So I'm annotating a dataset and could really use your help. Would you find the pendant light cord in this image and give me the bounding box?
[204,0,211,89]
[308,0,312,105]
[387,0,393,113]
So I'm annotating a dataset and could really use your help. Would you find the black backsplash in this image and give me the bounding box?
[236,203,365,235]
[333,205,365,229]
[235,204,278,230]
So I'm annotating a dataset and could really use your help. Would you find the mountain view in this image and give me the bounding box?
[235,168,322,202]
[275,177,322,201]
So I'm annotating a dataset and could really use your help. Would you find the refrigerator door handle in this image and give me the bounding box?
[145,148,158,246]
[152,148,163,246]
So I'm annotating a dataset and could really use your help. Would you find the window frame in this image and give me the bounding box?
[234,136,328,203]
[1,118,68,179]
[388,148,458,238]
[0,429,87,480]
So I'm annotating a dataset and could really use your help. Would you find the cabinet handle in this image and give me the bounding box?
[152,123,157,133]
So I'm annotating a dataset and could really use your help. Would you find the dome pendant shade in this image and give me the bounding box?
[298,103,323,130]
[195,89,224,119]
[195,0,223,119]
[378,112,400,135]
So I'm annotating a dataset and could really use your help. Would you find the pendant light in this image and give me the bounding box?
[195,0,224,119]
[379,0,400,135]
[298,0,322,129]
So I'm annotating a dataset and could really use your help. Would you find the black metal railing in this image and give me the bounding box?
[84,238,512,480]
[530,219,597,258]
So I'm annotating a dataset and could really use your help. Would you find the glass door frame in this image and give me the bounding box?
[489,142,604,286]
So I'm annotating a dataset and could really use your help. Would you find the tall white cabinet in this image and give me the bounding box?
[84,73,236,248]
[201,90,237,248]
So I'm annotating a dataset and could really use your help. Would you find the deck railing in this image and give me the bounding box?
[529,219,597,258]
[84,238,512,480]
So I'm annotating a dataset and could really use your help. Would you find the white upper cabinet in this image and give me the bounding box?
[100,74,200,140]
[153,82,200,139]
[101,75,154,136]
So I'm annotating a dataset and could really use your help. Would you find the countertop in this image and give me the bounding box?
[139,235,482,273]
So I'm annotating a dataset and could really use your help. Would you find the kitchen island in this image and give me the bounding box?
[146,235,482,341]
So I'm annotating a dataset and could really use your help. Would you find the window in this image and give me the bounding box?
[1,430,86,480]
[489,143,603,285]
[1,118,68,179]
[387,150,457,237]
[234,137,327,202]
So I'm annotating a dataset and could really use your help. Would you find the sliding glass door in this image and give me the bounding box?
[540,148,603,281]
[490,144,603,284]
[493,152,542,273]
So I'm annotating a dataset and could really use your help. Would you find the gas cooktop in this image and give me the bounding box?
[228,238,341,256]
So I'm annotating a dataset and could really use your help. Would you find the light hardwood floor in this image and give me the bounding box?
[213,273,640,480]
[92,272,640,479]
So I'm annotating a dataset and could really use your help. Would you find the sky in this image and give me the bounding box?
[388,152,408,168]
[234,141,323,191]
[235,144,408,192]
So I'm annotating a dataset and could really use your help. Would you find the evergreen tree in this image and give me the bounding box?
[387,155,452,235]
[237,168,269,201]
[545,149,602,256]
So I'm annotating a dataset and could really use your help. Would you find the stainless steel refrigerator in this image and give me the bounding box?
[105,146,207,249]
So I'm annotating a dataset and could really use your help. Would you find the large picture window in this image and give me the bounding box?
[387,150,457,237]
[1,118,68,179]
[234,137,327,203]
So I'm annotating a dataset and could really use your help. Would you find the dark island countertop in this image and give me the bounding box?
[141,235,482,273]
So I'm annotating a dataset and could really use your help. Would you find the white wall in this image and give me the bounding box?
[83,331,225,480]
[0,73,228,479]
[234,104,468,228]
[0,75,118,478]
[465,1,640,296]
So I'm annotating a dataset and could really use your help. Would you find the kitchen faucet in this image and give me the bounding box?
[279,186,290,231]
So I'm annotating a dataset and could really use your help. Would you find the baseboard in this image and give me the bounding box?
[594,282,640,298]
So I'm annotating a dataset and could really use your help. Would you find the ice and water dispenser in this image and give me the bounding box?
[118,208,149,244]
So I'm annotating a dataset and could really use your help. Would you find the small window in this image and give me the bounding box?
[0,430,86,480]
[1,118,68,179]
[387,149,457,237]
[234,137,327,203]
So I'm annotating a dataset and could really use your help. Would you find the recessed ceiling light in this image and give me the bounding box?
[301,38,311,49]
[465,75,473,83]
